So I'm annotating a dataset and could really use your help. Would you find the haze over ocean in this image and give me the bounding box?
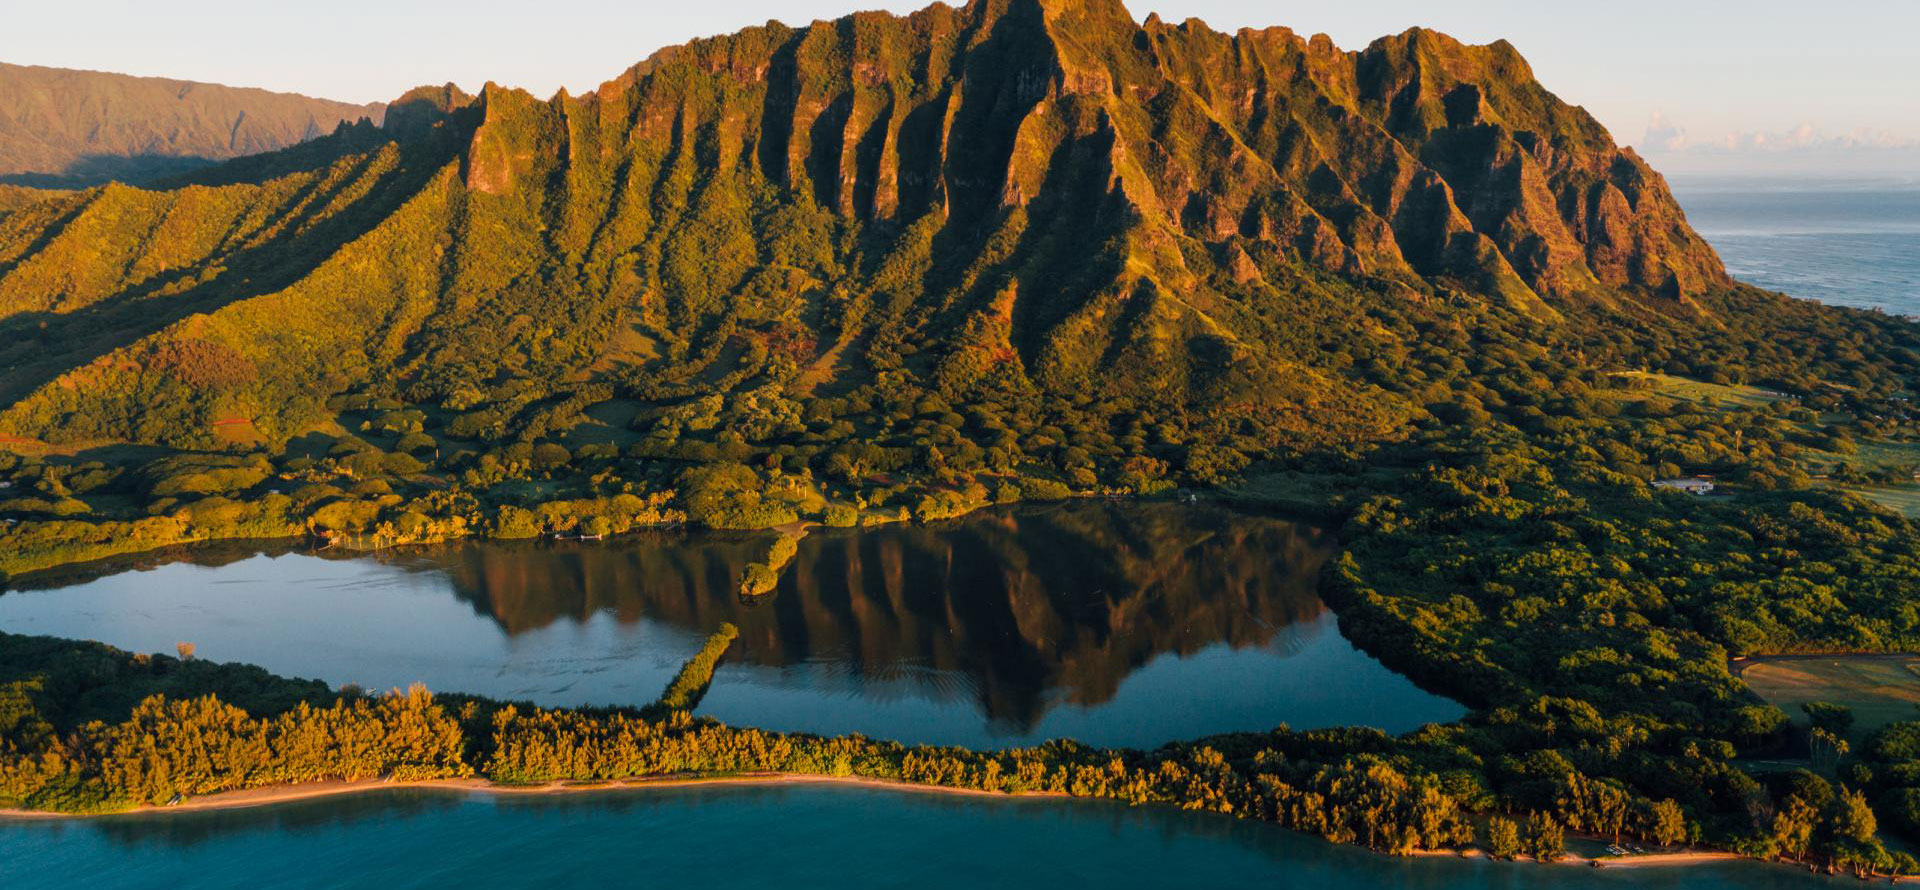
[1674,175,1920,317]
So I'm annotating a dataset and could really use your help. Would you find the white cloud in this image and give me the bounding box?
[1632,114,1920,173]
[1642,115,1919,156]
[1642,112,1688,151]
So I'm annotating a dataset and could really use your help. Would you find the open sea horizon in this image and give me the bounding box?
[1671,173,1920,316]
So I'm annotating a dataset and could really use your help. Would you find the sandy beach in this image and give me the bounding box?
[1407,845,1745,870]
[1565,851,1742,869]
[0,772,1065,821]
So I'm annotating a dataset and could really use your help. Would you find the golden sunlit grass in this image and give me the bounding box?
[1606,371,1787,413]
[1740,656,1920,741]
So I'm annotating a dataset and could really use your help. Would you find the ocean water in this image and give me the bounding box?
[1671,174,1920,315]
[0,785,1840,890]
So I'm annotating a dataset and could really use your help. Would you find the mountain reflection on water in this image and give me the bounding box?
[1,500,1464,747]
[434,501,1335,732]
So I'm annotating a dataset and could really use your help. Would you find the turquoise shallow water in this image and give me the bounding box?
[0,785,1843,890]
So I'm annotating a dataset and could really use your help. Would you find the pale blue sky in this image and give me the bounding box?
[7,0,1918,172]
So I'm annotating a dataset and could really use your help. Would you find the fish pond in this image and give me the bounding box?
[0,500,1462,749]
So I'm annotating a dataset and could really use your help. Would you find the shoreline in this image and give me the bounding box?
[0,772,1067,821]
[0,773,1893,880]
[1409,848,1745,869]
[1564,851,1741,868]
[1,485,1328,586]
[1,493,1106,587]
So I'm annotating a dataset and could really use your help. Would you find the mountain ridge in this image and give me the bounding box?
[0,0,1743,470]
[0,62,384,187]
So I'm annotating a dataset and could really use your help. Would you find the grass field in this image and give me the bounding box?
[1740,655,1920,741]
[1809,437,1920,474]
[1844,485,1920,518]
[1607,371,1788,412]
[564,399,648,448]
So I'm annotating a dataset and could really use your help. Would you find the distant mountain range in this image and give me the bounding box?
[0,0,1751,455]
[0,62,382,187]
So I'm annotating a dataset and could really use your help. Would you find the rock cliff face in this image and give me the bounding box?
[0,0,1728,449]
[555,0,1724,307]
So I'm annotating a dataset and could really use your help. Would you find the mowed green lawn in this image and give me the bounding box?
[1740,655,1920,741]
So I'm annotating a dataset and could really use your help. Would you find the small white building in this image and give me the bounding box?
[1653,478,1716,495]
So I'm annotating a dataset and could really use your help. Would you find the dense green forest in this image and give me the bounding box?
[7,0,1920,877]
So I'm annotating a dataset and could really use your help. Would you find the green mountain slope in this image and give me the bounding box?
[0,0,1863,490]
[0,62,383,186]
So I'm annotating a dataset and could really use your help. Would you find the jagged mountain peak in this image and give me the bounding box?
[0,0,1728,452]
